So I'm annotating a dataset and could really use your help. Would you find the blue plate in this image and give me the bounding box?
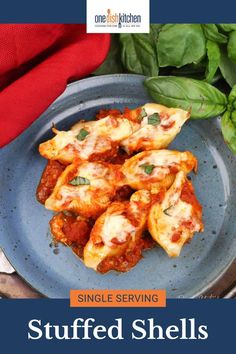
[0,74,236,298]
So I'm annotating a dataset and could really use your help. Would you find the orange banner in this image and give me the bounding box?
[70,289,166,307]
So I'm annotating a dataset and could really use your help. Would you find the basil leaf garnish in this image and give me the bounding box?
[68,176,90,186]
[148,113,161,125]
[140,163,155,175]
[139,108,147,121]
[163,206,173,216]
[76,128,89,141]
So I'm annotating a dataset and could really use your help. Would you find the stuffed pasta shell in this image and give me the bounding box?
[121,149,197,191]
[148,171,204,257]
[121,103,190,153]
[45,161,124,218]
[83,190,152,272]
[39,115,139,164]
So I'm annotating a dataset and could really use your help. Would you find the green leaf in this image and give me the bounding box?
[219,47,236,87]
[228,85,236,107]
[93,35,123,75]
[68,176,91,186]
[120,33,159,76]
[148,113,161,125]
[218,24,236,32]
[205,40,221,83]
[76,128,89,141]
[221,110,236,154]
[149,24,164,43]
[163,206,173,216]
[157,24,206,68]
[139,108,147,121]
[140,163,155,175]
[227,31,236,64]
[144,76,227,119]
[202,24,227,43]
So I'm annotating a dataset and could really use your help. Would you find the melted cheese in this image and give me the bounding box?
[121,103,190,153]
[39,115,139,163]
[148,171,203,257]
[121,150,197,190]
[45,162,120,218]
[102,214,136,247]
[83,190,151,270]
[72,116,139,141]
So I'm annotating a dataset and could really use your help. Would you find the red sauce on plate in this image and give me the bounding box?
[36,160,65,204]
[50,212,93,258]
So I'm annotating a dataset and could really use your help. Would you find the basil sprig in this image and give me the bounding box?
[68,176,90,186]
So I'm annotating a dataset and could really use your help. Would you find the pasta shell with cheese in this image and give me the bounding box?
[148,171,204,257]
[121,103,190,153]
[121,149,197,190]
[39,115,139,164]
[45,161,124,218]
[83,189,152,272]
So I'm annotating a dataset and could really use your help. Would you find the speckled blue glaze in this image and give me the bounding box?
[0,74,236,298]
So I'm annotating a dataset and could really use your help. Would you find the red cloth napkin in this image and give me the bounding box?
[0,24,110,147]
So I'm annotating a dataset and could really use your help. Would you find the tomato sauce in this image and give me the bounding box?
[97,233,155,273]
[180,180,202,213]
[50,212,93,258]
[96,109,122,120]
[36,160,65,204]
[123,107,140,123]
[171,231,181,243]
[114,185,134,201]
[151,189,166,205]
[108,148,129,165]
[88,141,119,162]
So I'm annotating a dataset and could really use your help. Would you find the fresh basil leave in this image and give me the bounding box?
[163,206,173,216]
[205,40,221,83]
[227,31,236,64]
[217,24,236,32]
[157,24,206,68]
[221,110,236,154]
[228,85,236,107]
[69,176,91,186]
[202,24,227,44]
[149,24,164,43]
[145,76,227,119]
[148,113,161,125]
[120,32,159,76]
[139,108,147,121]
[76,128,89,141]
[140,163,155,175]
[219,47,236,87]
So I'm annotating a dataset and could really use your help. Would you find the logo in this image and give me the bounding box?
[87,0,149,33]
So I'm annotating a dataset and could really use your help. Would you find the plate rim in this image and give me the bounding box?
[0,73,235,298]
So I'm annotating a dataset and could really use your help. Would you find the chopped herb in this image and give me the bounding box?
[138,108,147,121]
[76,128,89,141]
[68,176,90,186]
[148,113,161,126]
[140,163,155,175]
[163,206,173,216]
